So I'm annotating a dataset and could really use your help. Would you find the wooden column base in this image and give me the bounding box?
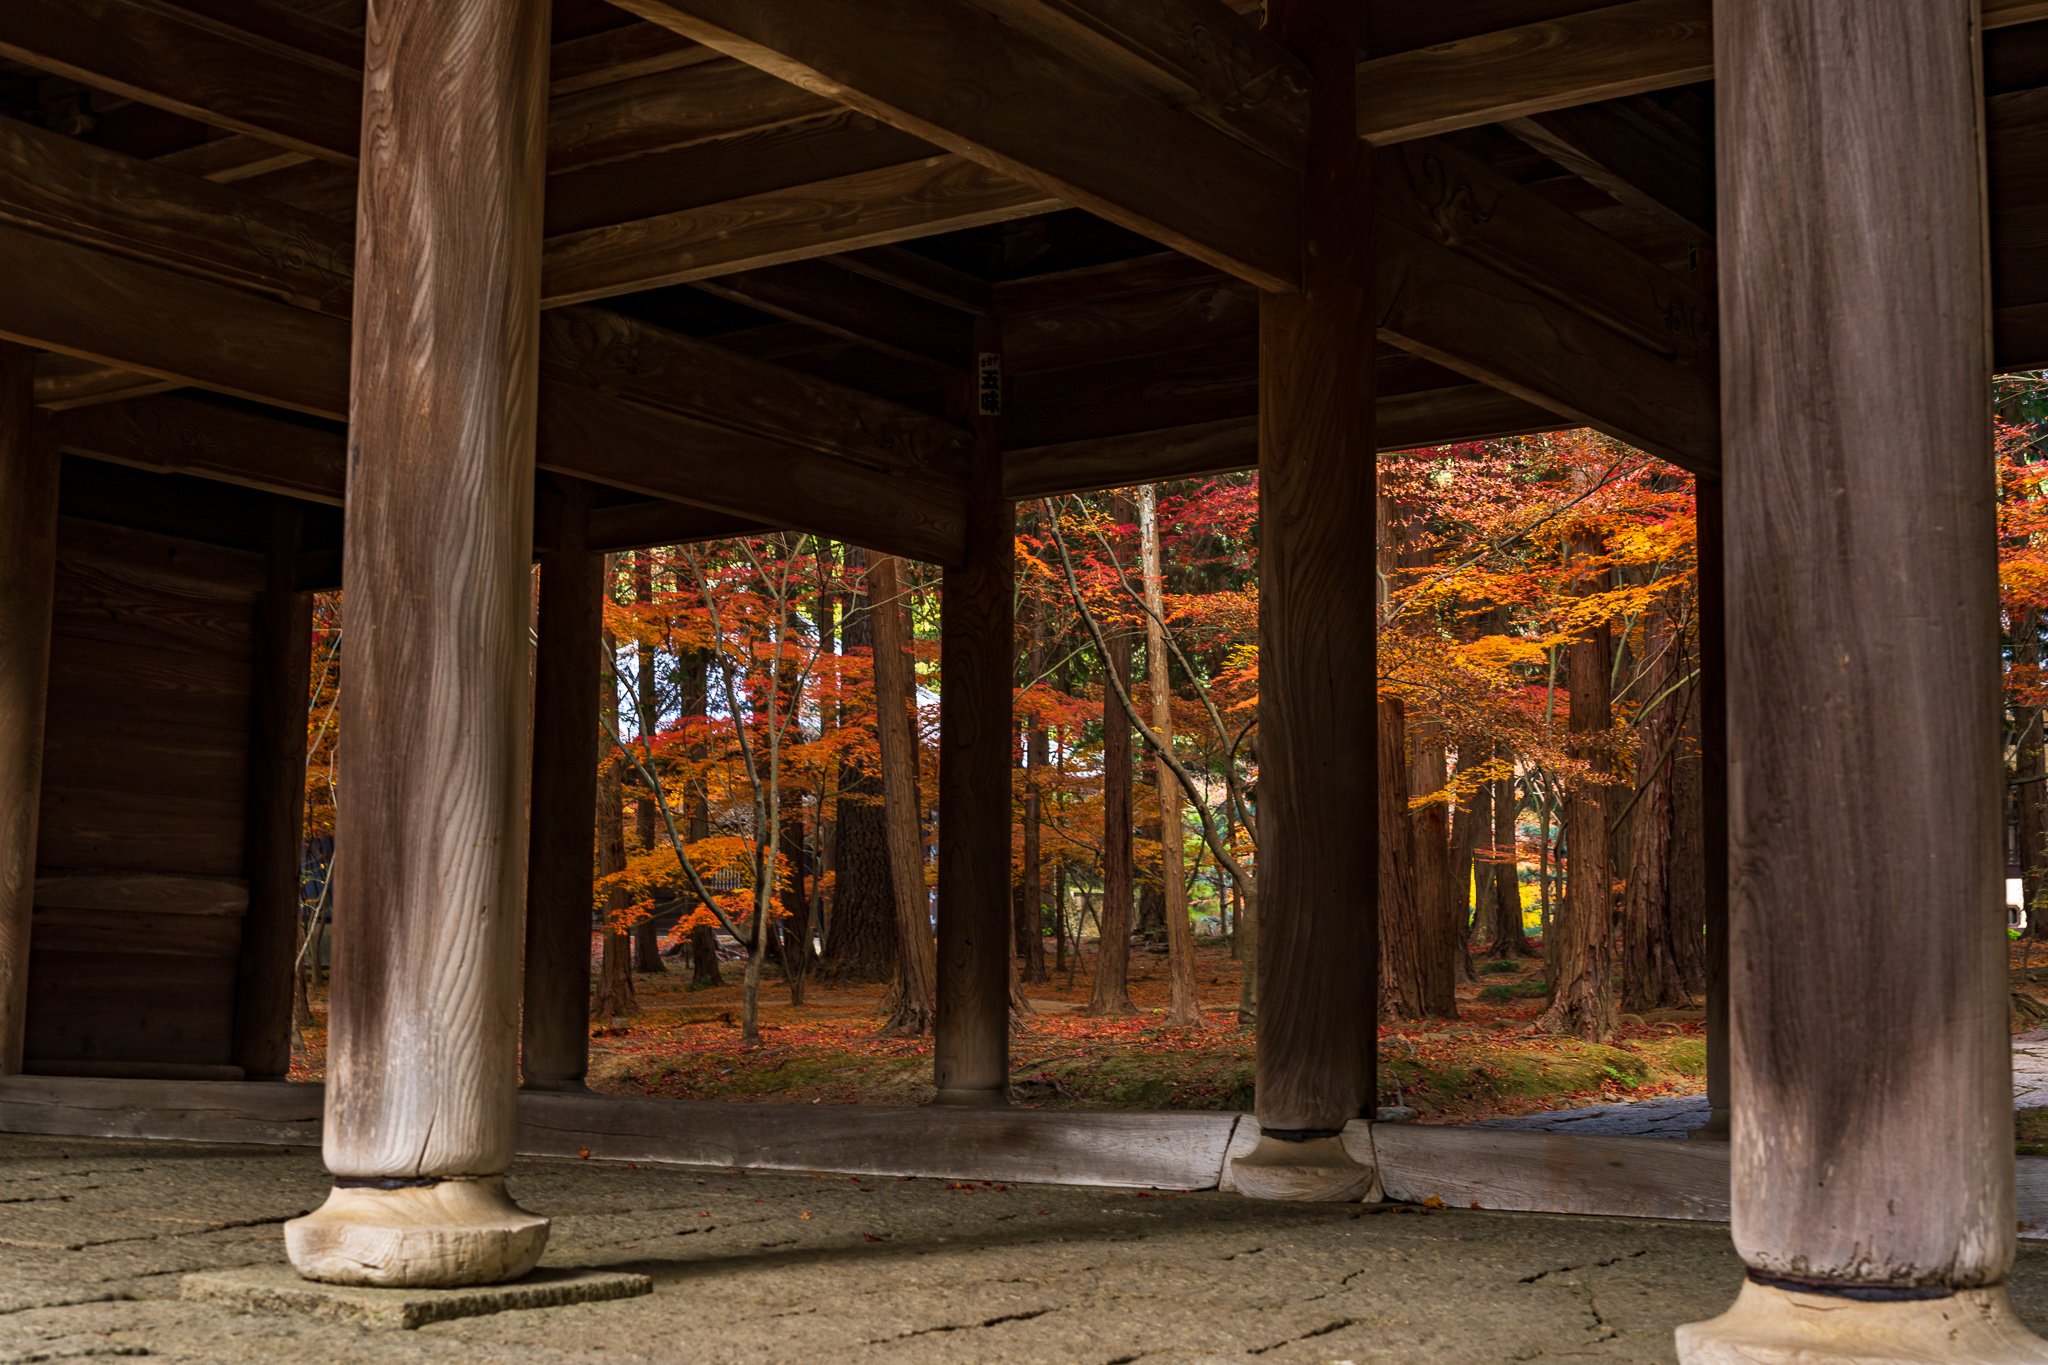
[1226,1130,1380,1203]
[930,1087,1008,1109]
[1677,1280,2048,1364]
[285,1176,549,1288]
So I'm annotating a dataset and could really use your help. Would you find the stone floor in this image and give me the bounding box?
[3,1135,2048,1363]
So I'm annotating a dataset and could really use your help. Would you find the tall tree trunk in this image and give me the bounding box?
[1668,685,1708,993]
[822,548,897,982]
[1621,609,1690,1011]
[594,621,638,1022]
[870,553,938,1034]
[1488,761,1534,957]
[2019,609,2047,934]
[1378,697,1436,1019]
[1406,721,1459,1012]
[778,795,810,1005]
[1089,620,1138,1016]
[1139,484,1198,1025]
[1536,535,1618,1041]
[1448,745,1482,983]
[1021,722,1050,983]
[1052,860,1068,976]
[631,551,665,973]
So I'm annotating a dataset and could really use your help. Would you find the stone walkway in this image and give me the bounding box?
[1476,1030,2048,1138]
[15,1132,2047,1364]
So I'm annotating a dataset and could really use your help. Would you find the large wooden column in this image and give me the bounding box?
[1694,477,1728,1141]
[933,319,1013,1105]
[1236,0,1379,1199]
[1681,1,2048,1357]
[231,504,313,1080]
[285,0,553,1288]
[521,479,603,1093]
[0,344,56,1077]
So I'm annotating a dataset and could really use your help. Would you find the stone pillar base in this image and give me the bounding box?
[1228,1134,1380,1203]
[286,1175,549,1289]
[1677,1279,2048,1364]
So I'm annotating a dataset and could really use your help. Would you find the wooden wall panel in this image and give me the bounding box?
[23,511,261,1075]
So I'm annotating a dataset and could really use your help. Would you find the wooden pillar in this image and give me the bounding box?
[1236,0,1379,1199]
[232,503,313,1080]
[933,318,1013,1104]
[1694,476,1728,1141]
[1681,1,2047,1356]
[0,344,56,1077]
[521,478,603,1093]
[284,0,552,1288]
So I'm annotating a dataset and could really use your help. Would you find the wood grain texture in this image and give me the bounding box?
[611,0,1302,289]
[31,357,178,413]
[1718,0,2007,1290]
[33,873,248,917]
[548,22,708,94]
[543,155,1055,307]
[933,320,1013,1101]
[1254,0,1378,1136]
[1504,98,1714,244]
[48,396,348,507]
[0,118,353,316]
[695,262,975,372]
[521,481,603,1093]
[231,506,312,1080]
[0,346,55,1076]
[1376,137,1713,361]
[1374,223,1719,475]
[0,0,363,162]
[324,0,551,1181]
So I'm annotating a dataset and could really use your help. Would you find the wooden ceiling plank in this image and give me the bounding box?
[1503,98,1714,243]
[692,261,978,371]
[1374,220,1719,474]
[0,0,362,162]
[548,22,712,94]
[609,0,1303,289]
[0,117,354,315]
[32,356,179,411]
[542,155,1055,307]
[122,0,363,73]
[546,57,830,172]
[48,393,347,505]
[972,0,1309,168]
[1358,0,1710,146]
[833,246,995,316]
[1377,137,1713,359]
[1360,0,2048,146]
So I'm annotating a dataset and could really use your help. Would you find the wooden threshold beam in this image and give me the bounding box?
[1358,0,2048,145]
[608,0,1303,289]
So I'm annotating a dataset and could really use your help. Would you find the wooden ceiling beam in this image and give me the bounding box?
[0,223,972,562]
[1003,386,1563,498]
[1503,98,1714,243]
[691,261,977,371]
[542,154,1056,307]
[1374,221,1719,474]
[32,355,178,410]
[1359,0,2048,145]
[608,0,1303,289]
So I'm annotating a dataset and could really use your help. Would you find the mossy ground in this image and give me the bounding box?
[292,939,1709,1123]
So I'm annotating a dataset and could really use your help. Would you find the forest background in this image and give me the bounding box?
[286,384,2048,1121]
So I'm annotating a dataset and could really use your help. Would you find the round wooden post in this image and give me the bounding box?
[0,343,56,1078]
[1681,1,2047,1356]
[521,479,603,1093]
[285,0,553,1288]
[231,503,313,1080]
[1235,0,1380,1200]
[933,320,1013,1104]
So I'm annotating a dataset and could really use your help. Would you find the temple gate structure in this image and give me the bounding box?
[0,0,2038,1356]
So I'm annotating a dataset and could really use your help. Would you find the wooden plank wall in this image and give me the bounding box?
[23,487,266,1077]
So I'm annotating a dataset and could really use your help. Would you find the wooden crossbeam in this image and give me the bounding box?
[609,0,1303,289]
[1503,98,1714,243]
[1374,221,1719,473]
[542,155,1057,307]
[692,261,976,371]
[48,394,348,505]
[31,356,177,411]
[1003,385,1562,497]
[1359,0,2048,145]
[0,225,971,563]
